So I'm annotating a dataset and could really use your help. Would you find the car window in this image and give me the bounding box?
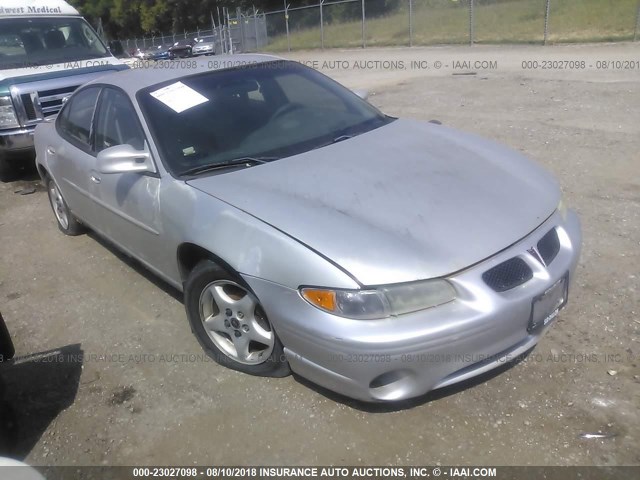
[275,72,347,112]
[137,62,391,176]
[57,87,101,150]
[95,88,146,153]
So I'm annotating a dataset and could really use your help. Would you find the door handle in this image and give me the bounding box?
[46,147,56,155]
[90,175,101,184]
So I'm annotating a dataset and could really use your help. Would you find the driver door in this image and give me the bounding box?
[91,87,163,266]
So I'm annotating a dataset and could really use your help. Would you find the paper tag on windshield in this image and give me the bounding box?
[150,82,208,113]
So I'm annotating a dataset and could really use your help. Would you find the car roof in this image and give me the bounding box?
[87,54,286,96]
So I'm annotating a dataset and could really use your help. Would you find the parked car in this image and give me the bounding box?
[0,0,127,181]
[169,39,196,58]
[34,55,581,402]
[109,40,138,68]
[147,44,173,61]
[192,36,217,56]
[131,48,150,60]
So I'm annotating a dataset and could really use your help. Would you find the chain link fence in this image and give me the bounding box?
[120,0,640,53]
[121,10,268,55]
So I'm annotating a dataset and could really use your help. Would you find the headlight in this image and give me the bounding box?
[301,279,456,320]
[0,96,20,129]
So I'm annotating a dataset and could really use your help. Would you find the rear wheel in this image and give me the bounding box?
[46,177,85,236]
[185,260,290,377]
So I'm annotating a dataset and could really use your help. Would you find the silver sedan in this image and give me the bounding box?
[34,55,581,402]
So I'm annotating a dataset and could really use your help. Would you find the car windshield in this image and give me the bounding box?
[138,61,392,176]
[0,17,109,70]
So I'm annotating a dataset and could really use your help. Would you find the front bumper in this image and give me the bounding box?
[0,127,35,156]
[244,209,582,402]
[193,48,214,56]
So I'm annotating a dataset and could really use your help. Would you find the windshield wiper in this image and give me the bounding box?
[312,134,356,152]
[332,134,354,143]
[179,156,277,177]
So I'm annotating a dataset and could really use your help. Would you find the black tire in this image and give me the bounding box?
[45,176,85,236]
[0,155,18,182]
[184,260,290,377]
[0,313,14,363]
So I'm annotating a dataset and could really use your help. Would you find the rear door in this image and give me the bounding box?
[91,87,163,265]
[50,86,101,224]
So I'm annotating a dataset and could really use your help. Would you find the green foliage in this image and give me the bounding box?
[69,0,638,44]
[69,0,404,39]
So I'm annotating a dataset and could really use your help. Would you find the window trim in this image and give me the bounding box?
[56,83,160,177]
[55,85,102,156]
[92,84,159,177]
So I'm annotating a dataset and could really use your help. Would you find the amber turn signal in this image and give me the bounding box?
[301,288,337,312]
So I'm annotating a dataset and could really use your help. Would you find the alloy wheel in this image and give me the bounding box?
[198,280,275,365]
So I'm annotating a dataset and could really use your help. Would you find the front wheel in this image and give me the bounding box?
[184,261,290,377]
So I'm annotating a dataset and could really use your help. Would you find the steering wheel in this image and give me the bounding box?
[270,103,304,122]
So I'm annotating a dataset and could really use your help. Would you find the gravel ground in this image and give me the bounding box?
[0,43,638,467]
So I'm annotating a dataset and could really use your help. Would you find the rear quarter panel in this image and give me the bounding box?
[34,120,57,180]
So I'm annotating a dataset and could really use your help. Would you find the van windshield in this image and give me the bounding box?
[0,17,109,70]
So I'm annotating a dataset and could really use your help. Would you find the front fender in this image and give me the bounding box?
[166,183,360,291]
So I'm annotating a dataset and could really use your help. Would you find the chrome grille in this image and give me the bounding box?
[482,257,533,292]
[20,93,38,120]
[18,86,77,123]
[9,71,112,127]
[38,85,77,117]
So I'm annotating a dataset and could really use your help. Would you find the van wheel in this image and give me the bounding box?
[0,155,18,182]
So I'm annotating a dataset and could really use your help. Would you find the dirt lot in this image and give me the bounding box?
[0,43,639,467]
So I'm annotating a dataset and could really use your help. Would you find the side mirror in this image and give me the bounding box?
[97,144,153,174]
[352,89,369,101]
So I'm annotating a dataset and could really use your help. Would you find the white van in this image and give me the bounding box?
[0,0,127,179]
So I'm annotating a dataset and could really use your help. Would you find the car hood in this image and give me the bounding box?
[187,119,560,286]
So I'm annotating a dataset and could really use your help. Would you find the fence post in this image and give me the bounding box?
[254,6,259,51]
[361,0,366,48]
[320,0,324,50]
[227,8,234,54]
[543,0,551,45]
[284,1,291,52]
[217,7,225,54]
[468,0,474,46]
[408,0,413,47]
[237,7,245,52]
[635,0,640,42]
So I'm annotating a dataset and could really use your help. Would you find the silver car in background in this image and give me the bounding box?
[34,55,581,402]
[192,36,217,56]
